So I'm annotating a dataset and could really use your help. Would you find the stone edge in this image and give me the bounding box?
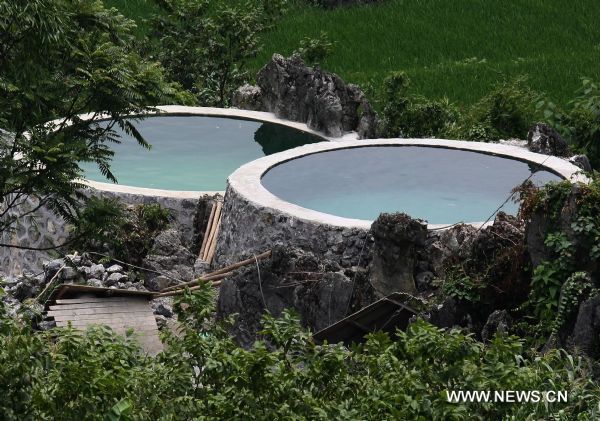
[228,138,590,230]
[61,105,355,198]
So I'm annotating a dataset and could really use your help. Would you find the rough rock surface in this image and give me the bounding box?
[143,229,196,291]
[526,184,598,278]
[568,154,593,172]
[213,186,372,270]
[481,310,512,342]
[569,295,600,359]
[231,84,263,111]
[233,54,377,139]
[369,213,427,296]
[217,246,374,347]
[527,123,569,156]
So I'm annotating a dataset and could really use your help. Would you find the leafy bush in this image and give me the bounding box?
[517,175,600,339]
[380,72,458,138]
[293,31,333,66]
[0,0,186,239]
[1,283,599,419]
[448,77,538,141]
[567,79,600,166]
[147,0,287,106]
[70,197,170,265]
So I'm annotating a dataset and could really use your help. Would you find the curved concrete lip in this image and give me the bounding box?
[228,138,589,230]
[66,105,346,198]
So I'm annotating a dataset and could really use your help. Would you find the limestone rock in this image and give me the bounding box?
[568,154,592,172]
[238,54,377,139]
[232,84,263,111]
[106,264,124,274]
[527,123,569,156]
[105,272,128,286]
[143,229,196,291]
[570,295,600,359]
[368,213,427,296]
[481,310,512,342]
[217,246,374,347]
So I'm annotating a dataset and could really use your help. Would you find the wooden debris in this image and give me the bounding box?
[43,285,162,355]
[160,250,272,293]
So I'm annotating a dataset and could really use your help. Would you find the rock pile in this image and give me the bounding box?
[1,253,176,329]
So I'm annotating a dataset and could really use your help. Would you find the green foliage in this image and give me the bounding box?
[248,0,600,108]
[0,0,185,239]
[293,31,333,66]
[1,284,599,419]
[521,175,600,337]
[552,272,598,336]
[70,197,170,265]
[567,78,600,167]
[147,0,287,106]
[380,72,458,138]
[442,269,482,303]
[447,77,538,141]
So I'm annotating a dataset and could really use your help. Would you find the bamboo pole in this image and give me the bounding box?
[198,201,217,259]
[202,201,222,261]
[153,279,224,298]
[160,250,272,292]
[204,214,222,264]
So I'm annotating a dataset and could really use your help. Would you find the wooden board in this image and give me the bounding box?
[45,294,163,355]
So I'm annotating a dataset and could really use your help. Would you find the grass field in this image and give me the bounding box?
[109,0,600,107]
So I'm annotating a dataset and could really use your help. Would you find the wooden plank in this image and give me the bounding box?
[50,311,153,322]
[48,304,149,317]
[56,324,160,336]
[59,319,158,329]
[54,297,138,305]
[49,301,150,311]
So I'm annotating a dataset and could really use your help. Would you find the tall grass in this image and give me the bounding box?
[252,0,600,106]
[107,0,600,107]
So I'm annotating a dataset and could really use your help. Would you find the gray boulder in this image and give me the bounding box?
[481,310,512,342]
[527,123,569,156]
[143,229,196,291]
[569,154,592,172]
[217,246,374,347]
[237,54,377,139]
[232,84,263,111]
[570,295,600,359]
[368,213,427,296]
[105,272,128,286]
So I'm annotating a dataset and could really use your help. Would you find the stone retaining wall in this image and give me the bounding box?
[213,186,371,269]
[0,190,215,277]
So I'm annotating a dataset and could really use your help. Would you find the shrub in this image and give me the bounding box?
[449,77,538,141]
[293,31,333,66]
[70,197,170,265]
[565,78,600,167]
[1,283,599,419]
[147,0,287,106]
[380,72,458,138]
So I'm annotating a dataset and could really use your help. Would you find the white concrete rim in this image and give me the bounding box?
[228,138,590,230]
[51,105,354,198]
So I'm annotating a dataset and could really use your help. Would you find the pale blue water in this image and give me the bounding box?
[261,146,562,224]
[81,116,323,190]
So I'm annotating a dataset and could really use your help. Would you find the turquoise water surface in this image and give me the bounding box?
[261,146,562,224]
[81,116,324,191]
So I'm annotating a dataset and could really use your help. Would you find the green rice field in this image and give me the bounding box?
[109,0,600,106]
